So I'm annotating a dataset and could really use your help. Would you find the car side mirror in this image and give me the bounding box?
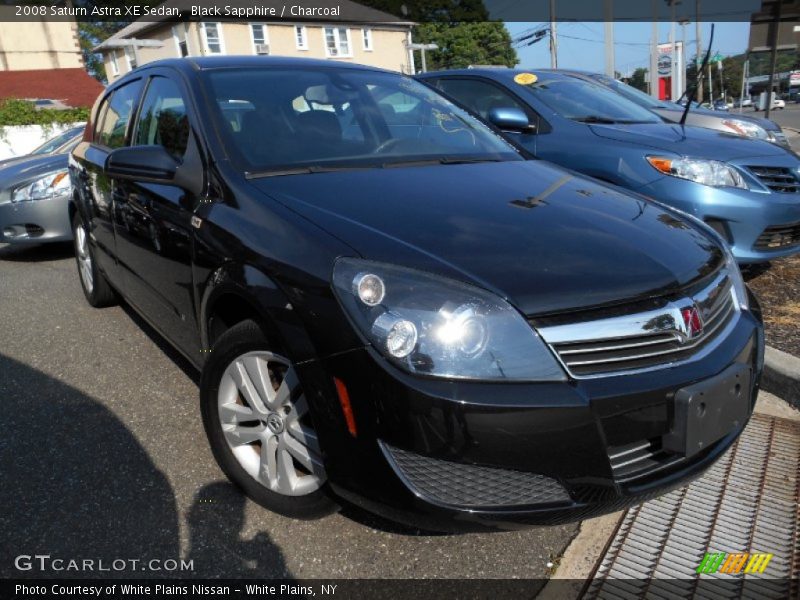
[105,145,179,183]
[488,107,535,133]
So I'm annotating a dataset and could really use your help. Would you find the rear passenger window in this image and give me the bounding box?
[95,80,143,149]
[134,77,190,159]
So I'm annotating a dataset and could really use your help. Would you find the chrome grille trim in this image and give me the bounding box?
[747,165,800,193]
[537,271,739,378]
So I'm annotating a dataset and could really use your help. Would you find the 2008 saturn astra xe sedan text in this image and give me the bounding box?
[69,57,764,532]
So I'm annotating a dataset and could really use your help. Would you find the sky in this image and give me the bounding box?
[505,22,752,76]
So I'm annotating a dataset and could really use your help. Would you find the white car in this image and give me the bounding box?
[773,98,786,109]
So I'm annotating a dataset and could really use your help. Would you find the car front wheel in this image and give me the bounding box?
[72,213,116,307]
[200,319,335,519]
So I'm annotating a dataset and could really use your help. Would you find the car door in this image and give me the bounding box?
[73,79,144,287]
[428,77,544,155]
[112,73,201,359]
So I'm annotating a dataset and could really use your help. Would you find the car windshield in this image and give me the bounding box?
[203,68,521,175]
[520,76,662,124]
[589,74,673,110]
[30,127,83,155]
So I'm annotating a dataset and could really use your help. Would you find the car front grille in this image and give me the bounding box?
[747,165,800,193]
[380,443,571,508]
[754,221,800,250]
[536,271,737,378]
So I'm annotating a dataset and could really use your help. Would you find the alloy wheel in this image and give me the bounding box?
[217,351,325,496]
[75,223,94,294]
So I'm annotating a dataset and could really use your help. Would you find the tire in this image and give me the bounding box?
[200,319,336,519]
[72,213,116,308]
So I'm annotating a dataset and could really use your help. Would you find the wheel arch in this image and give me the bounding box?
[199,262,318,364]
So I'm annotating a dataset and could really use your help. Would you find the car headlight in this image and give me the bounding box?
[720,119,769,141]
[766,130,789,147]
[332,258,566,381]
[11,170,70,203]
[724,247,749,311]
[646,156,747,189]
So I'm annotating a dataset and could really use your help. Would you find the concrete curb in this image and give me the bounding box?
[762,346,800,411]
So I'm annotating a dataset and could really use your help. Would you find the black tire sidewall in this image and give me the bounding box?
[200,319,335,519]
[71,213,114,307]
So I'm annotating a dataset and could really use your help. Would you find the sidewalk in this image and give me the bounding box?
[540,391,800,599]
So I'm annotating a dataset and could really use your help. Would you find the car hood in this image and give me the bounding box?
[588,122,789,161]
[248,160,722,316]
[655,105,781,131]
[0,153,67,188]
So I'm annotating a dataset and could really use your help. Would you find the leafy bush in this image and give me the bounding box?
[0,99,89,128]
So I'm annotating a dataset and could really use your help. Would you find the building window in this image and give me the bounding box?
[109,50,119,75]
[324,27,351,57]
[295,25,307,50]
[251,23,269,54]
[362,28,373,51]
[201,22,224,54]
[173,24,189,57]
[125,47,137,70]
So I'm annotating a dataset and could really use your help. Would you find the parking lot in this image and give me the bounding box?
[0,242,577,582]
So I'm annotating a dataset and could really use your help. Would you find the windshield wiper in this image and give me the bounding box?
[246,165,370,179]
[381,157,503,169]
[572,116,619,124]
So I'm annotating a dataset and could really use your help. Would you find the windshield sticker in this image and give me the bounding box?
[514,72,538,85]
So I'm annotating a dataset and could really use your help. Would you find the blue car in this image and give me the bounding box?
[418,69,800,264]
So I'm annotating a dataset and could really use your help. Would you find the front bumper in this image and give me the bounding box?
[298,305,764,532]
[639,176,800,264]
[0,193,72,245]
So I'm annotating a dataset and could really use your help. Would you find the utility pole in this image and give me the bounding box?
[696,0,703,102]
[739,54,749,113]
[764,0,782,119]
[550,0,558,68]
[680,19,689,97]
[669,0,677,100]
[605,0,615,76]
[650,0,659,97]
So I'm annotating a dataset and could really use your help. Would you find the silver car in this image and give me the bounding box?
[0,126,84,245]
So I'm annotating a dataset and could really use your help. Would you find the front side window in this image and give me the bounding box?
[203,68,520,173]
[251,24,269,54]
[202,22,224,54]
[324,27,350,57]
[434,78,528,120]
[295,25,307,50]
[95,79,143,149]
[134,77,190,160]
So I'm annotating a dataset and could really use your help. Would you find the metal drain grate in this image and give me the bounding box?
[584,414,800,598]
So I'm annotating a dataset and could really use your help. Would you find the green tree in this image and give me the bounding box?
[414,21,518,70]
[358,0,517,71]
[626,67,649,92]
[78,22,128,82]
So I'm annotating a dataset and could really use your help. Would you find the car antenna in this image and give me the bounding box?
[680,24,714,127]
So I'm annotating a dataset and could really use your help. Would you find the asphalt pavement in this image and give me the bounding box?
[0,242,578,581]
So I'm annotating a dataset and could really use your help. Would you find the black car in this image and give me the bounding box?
[69,57,763,532]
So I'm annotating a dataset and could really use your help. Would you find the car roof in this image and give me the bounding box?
[417,67,577,83]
